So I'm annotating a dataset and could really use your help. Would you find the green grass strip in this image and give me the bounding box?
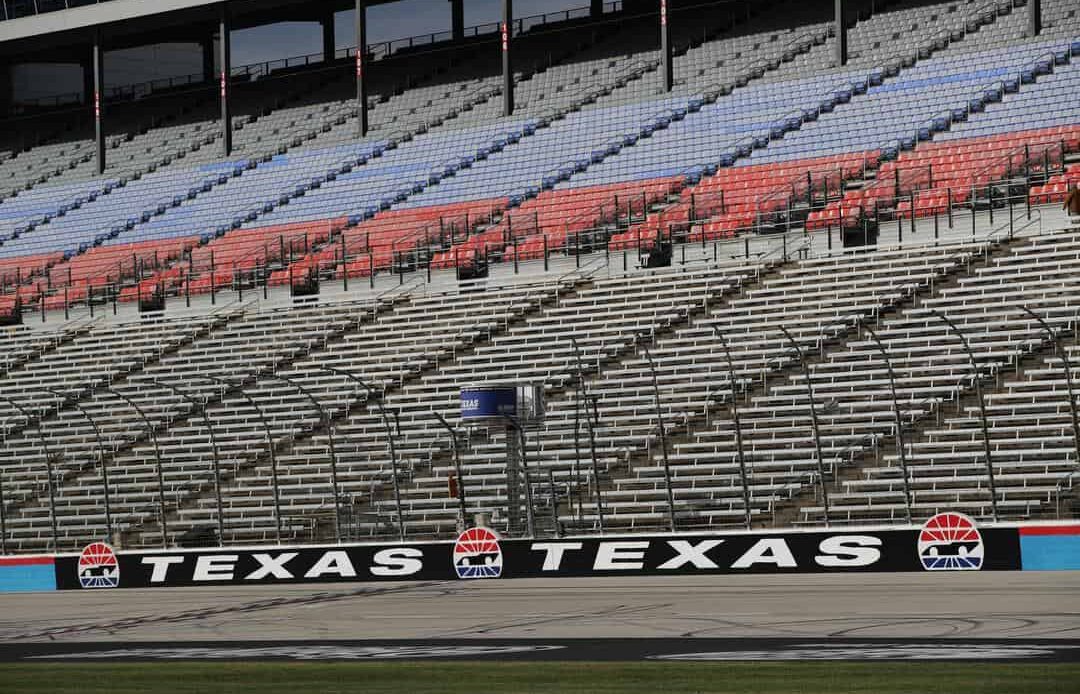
[2,662,1079,694]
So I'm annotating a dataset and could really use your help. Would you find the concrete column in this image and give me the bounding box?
[835,0,848,66]
[502,0,513,117]
[201,37,214,82]
[0,62,11,117]
[356,0,368,137]
[322,10,335,61]
[92,34,105,175]
[450,0,464,41]
[219,3,232,157]
[591,0,603,17]
[1029,0,1041,38]
[660,0,672,92]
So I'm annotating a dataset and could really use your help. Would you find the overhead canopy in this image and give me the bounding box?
[0,0,398,61]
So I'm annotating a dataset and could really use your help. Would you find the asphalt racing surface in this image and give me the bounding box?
[1,573,1077,661]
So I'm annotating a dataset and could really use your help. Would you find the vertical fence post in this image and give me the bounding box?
[572,337,604,534]
[548,469,560,538]
[4,395,62,551]
[859,321,913,524]
[0,443,6,554]
[910,193,916,237]
[103,388,169,548]
[778,326,830,526]
[150,380,225,545]
[929,310,999,522]
[264,374,345,543]
[713,328,753,530]
[1020,307,1080,490]
[642,341,676,532]
[323,368,402,542]
[341,234,349,292]
[45,390,113,544]
[210,250,216,305]
[433,410,467,531]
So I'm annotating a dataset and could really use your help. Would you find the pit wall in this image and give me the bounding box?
[1,518,1078,593]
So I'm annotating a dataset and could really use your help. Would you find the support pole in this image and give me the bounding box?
[0,444,5,554]
[502,415,536,538]
[930,311,1000,522]
[322,367,403,542]
[572,374,584,529]
[713,328,752,530]
[572,337,604,533]
[0,396,57,552]
[103,388,169,548]
[151,380,225,545]
[264,374,343,543]
[548,469,560,537]
[92,32,105,175]
[322,9,335,62]
[219,3,233,157]
[450,0,464,41]
[660,0,673,92]
[195,376,283,546]
[355,0,368,137]
[44,389,112,544]
[591,0,603,17]
[642,340,677,531]
[858,321,914,524]
[778,326,831,526]
[0,63,15,116]
[835,0,848,67]
[433,410,468,531]
[502,0,514,117]
[1021,307,1080,478]
[1029,0,1041,38]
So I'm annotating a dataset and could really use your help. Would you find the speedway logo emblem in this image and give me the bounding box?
[453,527,503,579]
[78,542,120,588]
[918,512,984,571]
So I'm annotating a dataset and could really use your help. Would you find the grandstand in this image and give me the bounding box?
[0,0,1078,553]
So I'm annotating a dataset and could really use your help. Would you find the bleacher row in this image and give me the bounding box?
[0,0,1077,551]
[2,213,1080,550]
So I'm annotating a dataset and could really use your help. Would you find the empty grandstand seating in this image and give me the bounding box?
[0,0,1078,552]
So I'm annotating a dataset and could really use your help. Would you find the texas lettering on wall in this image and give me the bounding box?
[54,517,1022,590]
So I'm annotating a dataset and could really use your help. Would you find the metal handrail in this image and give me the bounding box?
[967,78,1006,113]
[1054,470,1079,518]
